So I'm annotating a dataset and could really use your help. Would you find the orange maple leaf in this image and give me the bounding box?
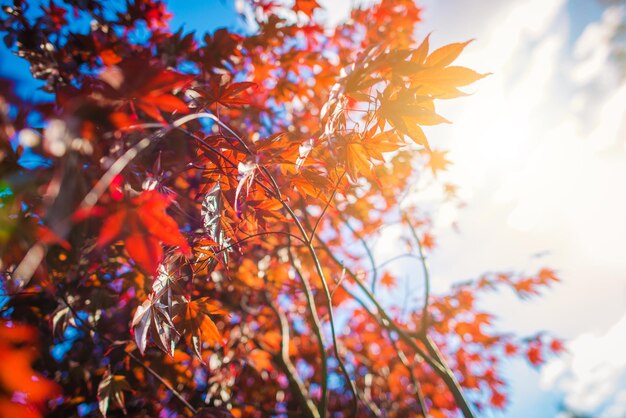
[380,272,396,288]
[293,0,320,18]
[421,232,436,250]
[176,297,227,358]
[426,149,451,175]
[411,37,490,99]
[443,182,458,197]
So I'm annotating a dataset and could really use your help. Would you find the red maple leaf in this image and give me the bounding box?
[526,345,543,366]
[490,391,507,409]
[549,339,565,353]
[503,342,518,356]
[99,59,191,123]
[193,78,257,109]
[97,191,191,274]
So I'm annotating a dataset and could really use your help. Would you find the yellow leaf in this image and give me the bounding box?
[345,141,371,179]
[403,109,450,126]
[414,66,489,89]
[412,33,431,64]
[405,123,429,150]
[425,39,474,68]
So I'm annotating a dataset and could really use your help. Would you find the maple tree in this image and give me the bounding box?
[0,0,563,417]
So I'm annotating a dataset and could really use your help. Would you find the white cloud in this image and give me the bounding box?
[541,313,626,417]
[572,6,625,85]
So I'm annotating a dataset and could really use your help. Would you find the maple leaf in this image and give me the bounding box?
[97,190,191,275]
[193,78,257,109]
[293,0,321,19]
[97,371,132,417]
[537,267,560,284]
[526,345,543,366]
[51,305,74,338]
[364,130,406,162]
[131,294,178,355]
[344,140,371,180]
[378,88,449,150]
[152,263,186,298]
[143,0,172,29]
[201,181,226,247]
[99,59,190,123]
[421,232,436,250]
[291,169,332,201]
[248,349,273,372]
[456,289,474,310]
[235,160,258,212]
[423,40,474,68]
[119,0,172,29]
[174,297,227,359]
[380,272,396,288]
[511,278,539,298]
[503,342,518,356]
[549,339,565,353]
[425,149,451,175]
[199,28,243,71]
[410,38,490,99]
[443,182,458,197]
[40,1,67,29]
[338,131,404,181]
[490,391,507,409]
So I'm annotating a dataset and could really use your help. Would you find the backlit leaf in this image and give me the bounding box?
[97,372,131,417]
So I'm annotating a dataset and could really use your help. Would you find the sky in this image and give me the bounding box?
[397,0,626,417]
[1,0,625,417]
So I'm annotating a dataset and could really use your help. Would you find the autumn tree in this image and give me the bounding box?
[0,0,562,417]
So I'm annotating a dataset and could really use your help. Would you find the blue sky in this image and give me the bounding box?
[2,1,625,417]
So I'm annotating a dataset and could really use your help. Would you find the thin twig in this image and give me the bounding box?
[402,213,430,334]
[320,242,474,417]
[287,240,328,417]
[310,171,346,240]
[402,214,475,418]
[389,335,428,416]
[341,217,379,293]
[255,162,359,417]
[263,289,320,418]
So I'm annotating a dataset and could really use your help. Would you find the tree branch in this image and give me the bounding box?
[287,240,329,417]
[263,289,320,418]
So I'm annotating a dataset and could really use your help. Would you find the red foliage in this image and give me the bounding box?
[0,1,562,417]
[0,321,61,418]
